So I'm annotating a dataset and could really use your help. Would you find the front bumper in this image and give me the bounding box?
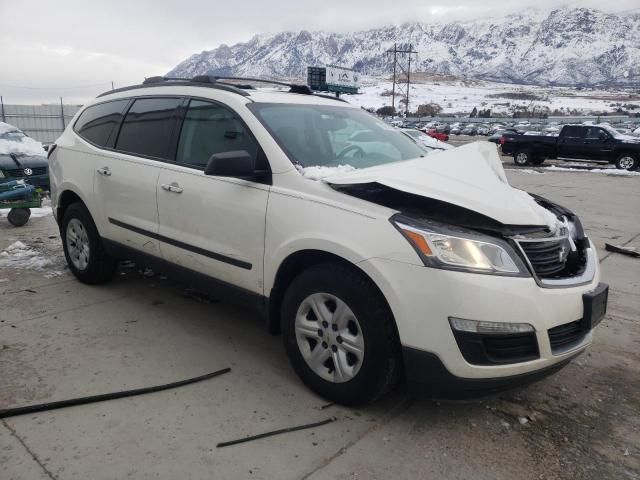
[402,346,582,399]
[357,249,602,391]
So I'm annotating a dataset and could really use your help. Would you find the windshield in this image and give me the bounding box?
[247,103,425,168]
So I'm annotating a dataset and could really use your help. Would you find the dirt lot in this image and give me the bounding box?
[1,144,639,480]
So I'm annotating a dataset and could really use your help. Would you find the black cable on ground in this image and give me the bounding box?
[0,368,231,419]
[217,416,337,448]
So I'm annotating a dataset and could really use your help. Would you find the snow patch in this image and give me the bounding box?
[297,164,357,181]
[510,169,544,174]
[0,241,55,271]
[0,136,46,157]
[543,166,640,176]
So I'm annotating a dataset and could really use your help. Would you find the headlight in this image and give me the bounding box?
[392,215,529,276]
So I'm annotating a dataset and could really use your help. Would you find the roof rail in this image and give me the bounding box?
[98,75,346,102]
[193,75,313,95]
[97,77,251,98]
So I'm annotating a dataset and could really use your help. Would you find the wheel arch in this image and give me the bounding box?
[266,249,396,337]
[56,189,85,225]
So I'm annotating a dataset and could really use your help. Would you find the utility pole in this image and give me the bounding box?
[385,43,417,118]
[391,43,397,117]
[60,97,66,129]
[112,81,115,90]
[0,96,5,123]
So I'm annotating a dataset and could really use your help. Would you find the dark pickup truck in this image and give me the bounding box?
[500,124,640,170]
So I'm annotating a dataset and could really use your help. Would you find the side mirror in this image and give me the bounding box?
[204,150,256,178]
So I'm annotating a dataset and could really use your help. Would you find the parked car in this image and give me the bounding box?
[476,125,490,136]
[500,124,640,170]
[461,125,478,136]
[400,128,453,151]
[49,76,607,405]
[426,129,449,142]
[488,129,518,144]
[0,122,49,189]
[450,126,462,135]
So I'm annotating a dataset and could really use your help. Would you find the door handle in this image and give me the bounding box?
[97,166,111,176]
[161,182,183,194]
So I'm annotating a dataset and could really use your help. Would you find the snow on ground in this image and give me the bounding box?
[509,169,544,174]
[0,197,52,219]
[343,78,640,117]
[0,241,57,271]
[543,165,640,176]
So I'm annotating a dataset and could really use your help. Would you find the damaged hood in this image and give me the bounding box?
[324,142,554,227]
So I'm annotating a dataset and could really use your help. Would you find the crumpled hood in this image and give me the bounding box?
[324,142,556,227]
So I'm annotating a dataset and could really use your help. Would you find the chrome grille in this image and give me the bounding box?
[4,167,48,177]
[513,229,573,279]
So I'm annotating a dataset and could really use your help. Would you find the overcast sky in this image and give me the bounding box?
[0,0,636,104]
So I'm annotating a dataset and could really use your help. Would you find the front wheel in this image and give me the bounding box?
[281,263,400,405]
[514,150,532,166]
[61,202,117,284]
[615,153,638,171]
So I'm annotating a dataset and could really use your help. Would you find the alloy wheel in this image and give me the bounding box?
[294,293,365,383]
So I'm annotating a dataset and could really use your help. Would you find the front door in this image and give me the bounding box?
[157,99,269,294]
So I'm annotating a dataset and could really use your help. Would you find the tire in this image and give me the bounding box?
[281,263,400,406]
[514,150,532,166]
[61,202,117,284]
[7,208,30,227]
[614,153,638,171]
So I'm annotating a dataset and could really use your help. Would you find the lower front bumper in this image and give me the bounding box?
[403,346,581,400]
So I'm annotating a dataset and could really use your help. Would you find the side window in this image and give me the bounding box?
[563,126,586,139]
[175,100,258,169]
[74,100,128,147]
[585,127,603,140]
[115,97,182,159]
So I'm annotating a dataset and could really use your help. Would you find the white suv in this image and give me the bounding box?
[49,76,608,405]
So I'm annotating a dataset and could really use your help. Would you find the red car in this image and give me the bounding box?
[426,129,449,142]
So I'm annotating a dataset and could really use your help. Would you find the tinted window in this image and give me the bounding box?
[586,127,608,140]
[176,100,258,168]
[74,100,128,147]
[115,97,182,159]
[563,126,585,138]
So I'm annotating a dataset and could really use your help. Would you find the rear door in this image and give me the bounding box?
[557,126,585,159]
[156,98,269,294]
[92,96,183,257]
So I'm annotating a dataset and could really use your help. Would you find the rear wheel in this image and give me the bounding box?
[514,150,532,166]
[61,202,117,284]
[615,153,638,171]
[281,263,400,405]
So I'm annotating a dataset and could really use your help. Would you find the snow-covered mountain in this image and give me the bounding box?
[168,7,640,87]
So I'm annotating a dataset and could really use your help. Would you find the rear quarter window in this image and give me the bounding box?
[74,99,129,147]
